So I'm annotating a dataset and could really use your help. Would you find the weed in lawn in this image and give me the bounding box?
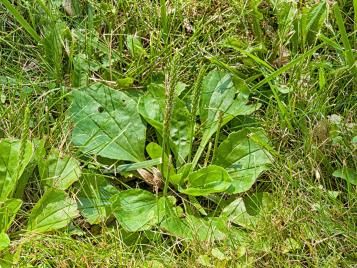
[0,0,356,267]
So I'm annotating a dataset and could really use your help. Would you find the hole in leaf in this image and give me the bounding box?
[98,106,104,113]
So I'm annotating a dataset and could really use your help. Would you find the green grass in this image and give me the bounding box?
[0,0,356,267]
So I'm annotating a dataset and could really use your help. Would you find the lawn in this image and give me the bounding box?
[0,0,356,267]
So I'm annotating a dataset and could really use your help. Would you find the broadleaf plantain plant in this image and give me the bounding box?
[69,68,274,239]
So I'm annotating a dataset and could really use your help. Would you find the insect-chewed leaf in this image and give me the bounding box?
[179,165,232,196]
[111,189,175,232]
[70,83,146,162]
[214,127,272,193]
[27,189,79,233]
[77,173,119,224]
[38,149,81,191]
[0,139,33,201]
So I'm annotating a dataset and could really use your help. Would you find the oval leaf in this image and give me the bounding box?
[193,70,261,167]
[70,83,146,162]
[0,232,10,251]
[38,149,81,190]
[77,173,119,224]
[161,215,227,242]
[27,189,79,233]
[332,168,357,185]
[138,83,193,166]
[221,192,273,229]
[214,127,272,193]
[111,189,174,232]
[126,34,147,58]
[0,139,33,201]
[146,142,176,180]
[0,198,22,233]
[179,165,232,196]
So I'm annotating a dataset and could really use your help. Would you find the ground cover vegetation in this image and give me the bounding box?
[0,0,356,267]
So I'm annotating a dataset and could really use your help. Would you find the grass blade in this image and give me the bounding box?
[160,0,168,43]
[251,43,324,91]
[0,0,41,42]
[332,3,355,68]
[102,158,162,174]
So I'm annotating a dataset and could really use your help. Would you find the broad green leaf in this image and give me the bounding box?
[214,128,272,193]
[146,142,175,180]
[71,83,146,162]
[77,173,119,224]
[221,192,272,229]
[138,83,193,166]
[146,142,164,160]
[192,71,260,168]
[0,232,10,251]
[111,189,175,232]
[243,192,273,216]
[197,255,211,267]
[200,71,260,129]
[179,165,232,196]
[161,215,227,241]
[27,189,79,233]
[199,71,235,125]
[126,34,147,58]
[0,139,33,201]
[332,168,357,185]
[282,238,301,253]
[117,77,134,88]
[211,248,228,261]
[38,149,81,190]
[72,53,89,87]
[0,198,22,232]
[160,214,193,239]
[175,82,188,96]
[221,198,256,229]
[169,163,192,186]
[13,139,45,199]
